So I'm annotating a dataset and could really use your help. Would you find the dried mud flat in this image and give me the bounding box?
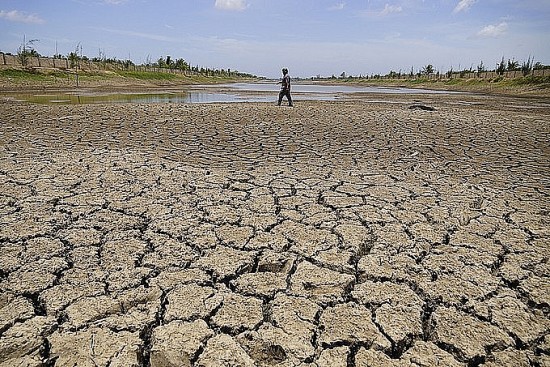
[0,93,549,367]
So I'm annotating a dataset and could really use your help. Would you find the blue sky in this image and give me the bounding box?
[1,0,549,78]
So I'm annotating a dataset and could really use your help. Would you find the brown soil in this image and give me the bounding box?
[1,91,549,366]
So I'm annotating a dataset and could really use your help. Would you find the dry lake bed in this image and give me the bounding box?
[0,90,549,366]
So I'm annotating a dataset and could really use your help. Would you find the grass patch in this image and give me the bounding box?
[442,78,463,86]
[407,78,430,85]
[323,75,550,96]
[0,67,245,85]
[0,67,254,88]
[116,70,180,81]
[0,68,91,81]
[0,68,50,81]
[505,75,550,86]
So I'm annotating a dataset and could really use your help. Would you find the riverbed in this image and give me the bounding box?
[1,91,549,366]
[1,81,458,104]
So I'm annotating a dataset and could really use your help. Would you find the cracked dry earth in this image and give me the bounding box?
[0,93,549,367]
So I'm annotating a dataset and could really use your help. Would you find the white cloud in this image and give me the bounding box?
[103,0,128,4]
[453,0,476,13]
[477,22,508,38]
[0,10,45,24]
[215,0,248,11]
[95,27,181,43]
[329,2,346,11]
[380,4,402,16]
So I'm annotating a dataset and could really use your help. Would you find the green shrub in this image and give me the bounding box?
[508,75,550,86]
[117,71,179,80]
[0,68,47,81]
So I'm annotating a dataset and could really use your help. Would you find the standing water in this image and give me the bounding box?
[2,82,455,104]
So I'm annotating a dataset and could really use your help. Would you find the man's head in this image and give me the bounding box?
[282,68,288,75]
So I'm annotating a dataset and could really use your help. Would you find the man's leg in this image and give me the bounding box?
[287,91,293,106]
[278,91,284,106]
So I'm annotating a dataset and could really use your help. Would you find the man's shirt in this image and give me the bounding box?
[281,74,291,91]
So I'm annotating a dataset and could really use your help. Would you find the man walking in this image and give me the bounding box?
[278,68,293,107]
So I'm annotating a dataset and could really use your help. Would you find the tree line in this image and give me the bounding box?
[319,56,549,80]
[419,56,546,78]
[6,38,254,78]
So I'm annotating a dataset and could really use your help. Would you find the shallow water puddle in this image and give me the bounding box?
[3,83,453,105]
[5,91,251,104]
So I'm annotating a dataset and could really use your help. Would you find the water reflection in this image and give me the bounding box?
[5,82,453,105]
[10,91,235,104]
[8,91,278,104]
[224,82,447,94]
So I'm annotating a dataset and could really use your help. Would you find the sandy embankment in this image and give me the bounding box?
[0,93,549,366]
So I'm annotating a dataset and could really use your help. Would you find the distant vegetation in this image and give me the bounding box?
[315,56,549,82]
[0,68,65,81]
[0,67,255,88]
[305,56,550,95]
[1,38,256,80]
[116,71,180,81]
[0,42,257,88]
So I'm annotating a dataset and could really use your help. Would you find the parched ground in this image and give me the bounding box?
[0,93,549,366]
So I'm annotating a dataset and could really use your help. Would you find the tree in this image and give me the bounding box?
[68,51,79,69]
[175,58,188,71]
[507,59,519,71]
[17,35,39,67]
[123,59,134,70]
[157,57,166,68]
[68,43,83,69]
[165,56,174,70]
[533,62,549,70]
[422,64,434,75]
[477,60,485,74]
[388,70,399,78]
[496,57,506,75]
[521,56,533,76]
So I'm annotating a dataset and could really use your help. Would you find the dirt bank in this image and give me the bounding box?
[1,93,549,366]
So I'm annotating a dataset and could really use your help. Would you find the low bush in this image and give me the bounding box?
[508,75,550,86]
[116,71,179,80]
[0,68,47,81]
